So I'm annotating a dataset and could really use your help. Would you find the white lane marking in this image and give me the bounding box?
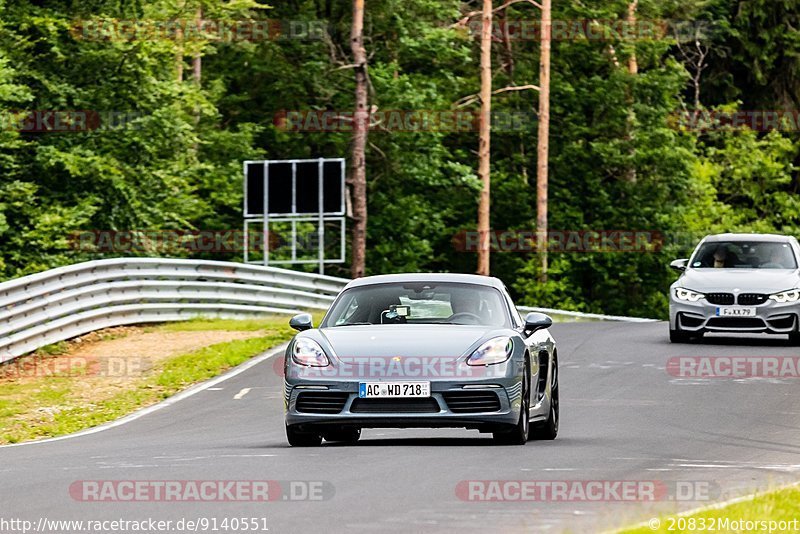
[233,388,251,400]
[207,387,224,391]
[0,343,288,448]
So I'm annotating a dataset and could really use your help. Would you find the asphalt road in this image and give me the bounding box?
[2,322,800,534]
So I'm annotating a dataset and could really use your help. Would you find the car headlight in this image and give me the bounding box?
[466,337,513,366]
[769,289,800,303]
[291,338,330,367]
[674,287,705,302]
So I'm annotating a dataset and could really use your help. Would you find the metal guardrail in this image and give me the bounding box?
[0,258,349,363]
[517,306,658,323]
[0,258,657,363]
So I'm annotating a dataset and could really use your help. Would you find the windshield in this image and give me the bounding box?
[322,282,511,327]
[691,241,798,269]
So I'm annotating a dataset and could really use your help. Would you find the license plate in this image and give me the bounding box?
[359,382,430,398]
[716,307,756,317]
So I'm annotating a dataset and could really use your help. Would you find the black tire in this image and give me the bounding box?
[286,425,322,447]
[493,360,530,445]
[324,428,361,444]
[530,352,559,441]
[789,331,800,346]
[670,327,692,343]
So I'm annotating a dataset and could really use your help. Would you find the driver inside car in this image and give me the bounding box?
[449,291,490,324]
[760,245,793,269]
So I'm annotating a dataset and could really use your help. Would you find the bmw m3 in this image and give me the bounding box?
[669,233,800,344]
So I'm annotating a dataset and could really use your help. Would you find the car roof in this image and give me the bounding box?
[344,273,506,290]
[703,233,796,243]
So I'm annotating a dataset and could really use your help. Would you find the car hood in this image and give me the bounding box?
[676,268,800,293]
[318,324,501,359]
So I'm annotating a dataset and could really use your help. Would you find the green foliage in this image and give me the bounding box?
[0,0,797,318]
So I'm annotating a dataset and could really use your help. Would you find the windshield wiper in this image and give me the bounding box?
[334,322,373,327]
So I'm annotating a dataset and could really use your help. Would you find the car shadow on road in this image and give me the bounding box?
[254,437,580,449]
[692,335,794,347]
[333,437,493,447]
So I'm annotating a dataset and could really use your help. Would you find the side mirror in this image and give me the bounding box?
[524,312,553,335]
[289,313,313,332]
[670,259,688,272]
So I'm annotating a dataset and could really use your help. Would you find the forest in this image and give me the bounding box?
[0,0,798,318]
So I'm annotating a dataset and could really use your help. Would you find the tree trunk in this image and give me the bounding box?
[193,7,202,85]
[627,1,639,75]
[476,0,493,276]
[536,0,552,282]
[624,1,638,183]
[349,0,369,278]
[176,28,184,82]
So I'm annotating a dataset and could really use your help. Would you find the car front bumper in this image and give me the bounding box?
[284,378,524,432]
[669,298,800,334]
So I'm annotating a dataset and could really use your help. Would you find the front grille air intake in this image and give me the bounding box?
[443,391,502,413]
[707,317,765,329]
[296,392,349,414]
[350,398,440,413]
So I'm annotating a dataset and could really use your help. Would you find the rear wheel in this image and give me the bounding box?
[286,424,322,447]
[493,360,530,445]
[530,352,559,441]
[324,428,361,444]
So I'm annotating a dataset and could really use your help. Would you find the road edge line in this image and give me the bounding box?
[0,343,288,448]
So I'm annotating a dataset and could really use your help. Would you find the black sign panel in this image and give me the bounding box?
[245,159,344,216]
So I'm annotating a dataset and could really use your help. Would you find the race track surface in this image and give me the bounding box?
[2,322,799,533]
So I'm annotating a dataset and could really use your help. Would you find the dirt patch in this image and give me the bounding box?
[0,325,267,419]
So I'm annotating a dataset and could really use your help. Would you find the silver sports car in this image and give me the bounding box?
[669,233,800,344]
[283,273,559,446]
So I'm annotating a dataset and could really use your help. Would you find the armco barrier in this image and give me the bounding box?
[0,258,348,363]
[0,259,656,363]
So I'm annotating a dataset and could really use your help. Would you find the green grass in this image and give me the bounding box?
[36,341,70,356]
[0,315,308,444]
[620,485,800,534]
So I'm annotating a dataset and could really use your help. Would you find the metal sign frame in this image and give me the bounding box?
[243,158,346,274]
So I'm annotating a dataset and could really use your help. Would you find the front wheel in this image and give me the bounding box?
[286,424,322,447]
[789,330,800,347]
[670,327,692,343]
[493,362,530,445]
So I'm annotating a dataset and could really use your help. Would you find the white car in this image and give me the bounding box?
[669,234,800,344]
